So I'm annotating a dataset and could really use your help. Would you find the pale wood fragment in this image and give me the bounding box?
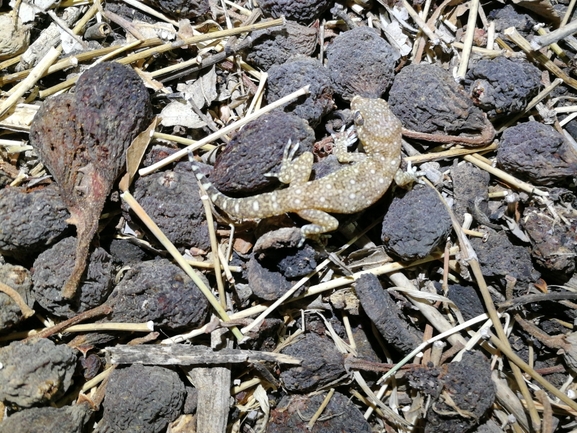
[106,344,301,365]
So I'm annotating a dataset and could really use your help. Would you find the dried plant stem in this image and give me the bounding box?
[504,27,577,91]
[39,18,283,98]
[120,191,244,341]
[561,0,577,26]
[1,44,146,87]
[307,389,335,430]
[406,143,497,165]
[198,188,227,309]
[463,154,549,197]
[0,55,22,71]
[82,366,114,392]
[24,304,113,341]
[63,322,154,333]
[401,0,440,45]
[531,18,577,50]
[490,334,577,412]
[468,259,542,430]
[139,85,310,176]
[451,41,503,57]
[536,27,569,59]
[94,40,144,65]
[231,377,261,395]
[245,71,268,117]
[153,132,215,151]
[186,258,242,272]
[0,282,34,318]
[456,0,480,80]
[536,390,554,433]
[0,47,61,118]
[121,18,284,66]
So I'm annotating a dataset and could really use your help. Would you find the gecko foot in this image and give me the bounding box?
[264,139,300,179]
[394,160,420,188]
[332,125,357,150]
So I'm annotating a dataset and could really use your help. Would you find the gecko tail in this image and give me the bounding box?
[188,153,235,213]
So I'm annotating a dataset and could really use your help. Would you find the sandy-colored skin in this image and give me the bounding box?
[191,96,403,238]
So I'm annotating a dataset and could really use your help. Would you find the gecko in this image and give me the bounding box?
[190,96,405,241]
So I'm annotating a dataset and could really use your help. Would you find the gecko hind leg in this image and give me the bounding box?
[296,209,339,246]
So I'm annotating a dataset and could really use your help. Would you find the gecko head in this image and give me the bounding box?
[350,96,402,155]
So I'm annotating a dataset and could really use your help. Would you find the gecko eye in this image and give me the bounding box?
[354,110,364,126]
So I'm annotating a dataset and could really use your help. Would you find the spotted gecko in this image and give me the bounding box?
[190,96,404,240]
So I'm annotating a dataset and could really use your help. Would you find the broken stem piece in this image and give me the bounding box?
[0,282,34,318]
[0,47,61,118]
[25,304,113,341]
[531,18,577,50]
[504,27,577,92]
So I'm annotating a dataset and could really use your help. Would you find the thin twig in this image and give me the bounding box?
[24,304,113,341]
[531,18,577,50]
[139,85,310,176]
[63,322,154,333]
[0,282,34,318]
[0,47,61,118]
[38,18,285,98]
[197,181,227,309]
[463,154,549,197]
[456,0,480,80]
[504,27,577,92]
[490,334,577,412]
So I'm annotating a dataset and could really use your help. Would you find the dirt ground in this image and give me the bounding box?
[1,0,577,432]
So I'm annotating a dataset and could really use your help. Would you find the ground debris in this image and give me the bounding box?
[2,0,577,431]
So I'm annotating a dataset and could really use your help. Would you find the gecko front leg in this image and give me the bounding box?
[333,126,366,163]
[267,140,315,186]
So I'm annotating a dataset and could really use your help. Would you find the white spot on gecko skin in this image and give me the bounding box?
[325,184,332,189]
[378,178,385,184]
[320,197,326,202]
[211,194,219,201]
[349,193,356,199]
[370,169,376,174]
[234,203,240,213]
[350,179,356,185]
[295,199,301,205]
[252,201,260,211]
